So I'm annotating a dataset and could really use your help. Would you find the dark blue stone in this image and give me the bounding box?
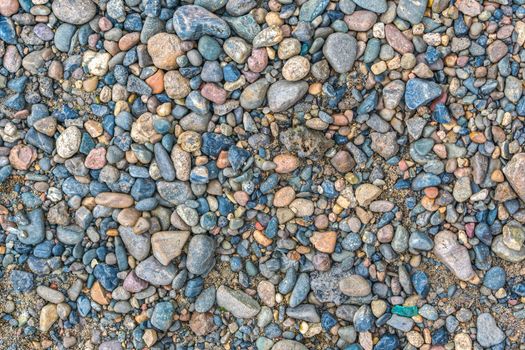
[217,196,234,215]
[321,311,337,331]
[131,178,156,201]
[230,256,242,272]
[52,105,79,122]
[201,132,234,157]
[454,15,468,36]
[5,93,25,110]
[264,217,278,239]
[34,241,53,259]
[354,306,374,332]
[513,282,525,296]
[431,327,448,345]
[432,103,451,123]
[0,16,16,44]
[93,264,118,291]
[404,78,441,110]
[260,173,279,193]
[185,277,204,298]
[412,270,430,297]
[411,172,441,191]
[228,145,251,171]
[223,63,241,82]
[264,323,282,338]
[357,90,378,114]
[425,46,441,65]
[374,334,399,350]
[7,76,28,92]
[474,222,492,245]
[79,132,96,155]
[124,13,143,31]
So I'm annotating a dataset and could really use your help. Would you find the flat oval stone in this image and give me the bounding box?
[339,275,371,297]
[95,193,134,208]
[51,0,97,25]
[267,80,308,112]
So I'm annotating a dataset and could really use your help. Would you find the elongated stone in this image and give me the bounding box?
[433,230,478,283]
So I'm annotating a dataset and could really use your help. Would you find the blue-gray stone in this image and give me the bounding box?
[299,0,330,22]
[195,286,216,313]
[353,0,387,13]
[0,16,17,44]
[10,270,34,293]
[223,14,261,42]
[397,0,428,25]
[57,225,84,245]
[93,263,119,291]
[17,209,45,246]
[154,143,176,181]
[173,5,231,40]
[186,235,216,275]
[151,302,175,331]
[405,78,441,110]
[289,273,310,307]
[483,266,506,290]
[55,23,76,52]
[411,172,441,191]
[353,305,374,332]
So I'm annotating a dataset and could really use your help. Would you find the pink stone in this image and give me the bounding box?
[0,0,19,16]
[201,83,227,105]
[385,24,414,54]
[9,144,37,170]
[344,11,377,32]
[85,147,107,169]
[243,70,260,83]
[247,48,268,73]
[123,271,148,293]
[88,34,100,49]
[98,17,113,32]
[465,222,475,238]
[3,45,22,74]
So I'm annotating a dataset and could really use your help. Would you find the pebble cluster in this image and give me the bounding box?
[2,0,525,349]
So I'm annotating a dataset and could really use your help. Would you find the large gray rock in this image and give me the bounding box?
[323,33,357,73]
[216,285,261,318]
[173,5,231,40]
[240,79,269,110]
[119,227,151,261]
[267,80,308,112]
[52,0,97,25]
[476,313,505,347]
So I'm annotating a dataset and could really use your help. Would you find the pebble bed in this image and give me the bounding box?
[1,0,525,349]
